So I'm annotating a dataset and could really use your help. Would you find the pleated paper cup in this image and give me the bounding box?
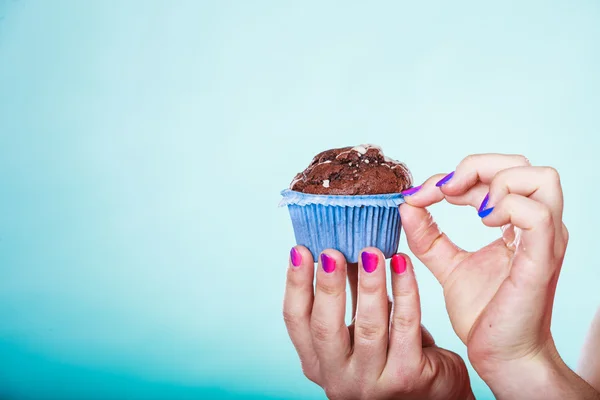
[279,189,404,263]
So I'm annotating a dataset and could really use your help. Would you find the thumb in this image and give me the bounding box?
[400,203,467,285]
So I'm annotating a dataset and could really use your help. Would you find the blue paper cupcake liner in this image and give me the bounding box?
[280,189,405,263]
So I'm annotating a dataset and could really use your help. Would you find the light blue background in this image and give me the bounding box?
[1,1,599,399]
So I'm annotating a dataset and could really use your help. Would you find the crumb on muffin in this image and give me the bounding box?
[290,144,412,195]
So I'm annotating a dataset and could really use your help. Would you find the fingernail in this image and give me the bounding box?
[401,185,422,196]
[361,251,378,273]
[478,193,494,218]
[290,247,302,267]
[391,254,407,274]
[478,193,490,213]
[436,171,455,187]
[320,253,336,273]
[478,207,494,218]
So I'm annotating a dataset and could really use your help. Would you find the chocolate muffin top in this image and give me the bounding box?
[290,144,412,195]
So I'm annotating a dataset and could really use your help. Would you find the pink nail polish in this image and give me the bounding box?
[361,251,378,273]
[320,253,336,273]
[391,254,406,274]
[290,247,302,267]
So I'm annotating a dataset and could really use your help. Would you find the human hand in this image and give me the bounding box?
[401,154,599,399]
[283,246,474,400]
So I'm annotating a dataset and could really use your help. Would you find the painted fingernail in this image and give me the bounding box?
[290,247,302,267]
[436,171,455,187]
[478,207,494,218]
[478,193,494,218]
[401,185,422,196]
[320,253,336,273]
[361,251,378,273]
[478,193,490,213]
[391,254,407,274]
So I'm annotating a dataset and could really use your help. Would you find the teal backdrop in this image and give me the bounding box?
[1,1,599,399]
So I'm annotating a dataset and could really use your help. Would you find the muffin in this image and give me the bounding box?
[280,144,412,263]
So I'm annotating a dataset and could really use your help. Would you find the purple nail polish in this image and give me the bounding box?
[479,207,494,218]
[436,171,455,187]
[290,247,302,267]
[478,193,490,213]
[320,253,336,273]
[478,193,494,218]
[361,251,378,273]
[401,185,422,196]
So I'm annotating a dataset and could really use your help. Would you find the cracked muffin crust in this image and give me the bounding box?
[290,144,412,195]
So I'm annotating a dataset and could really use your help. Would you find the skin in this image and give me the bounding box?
[579,308,600,392]
[283,247,474,400]
[284,153,600,399]
[401,154,599,399]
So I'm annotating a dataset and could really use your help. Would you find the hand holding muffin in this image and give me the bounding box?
[281,148,599,399]
[401,153,599,399]
[281,145,475,400]
[284,246,474,400]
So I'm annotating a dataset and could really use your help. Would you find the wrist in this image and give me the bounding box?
[473,345,599,400]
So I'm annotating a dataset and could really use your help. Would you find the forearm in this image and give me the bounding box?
[579,308,600,391]
[477,350,600,400]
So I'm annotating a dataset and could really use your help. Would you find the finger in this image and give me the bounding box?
[348,295,395,349]
[480,194,556,288]
[385,253,425,376]
[439,153,531,196]
[283,246,319,382]
[399,203,468,284]
[484,166,565,248]
[403,173,488,209]
[311,250,352,377]
[351,248,389,379]
[476,195,559,346]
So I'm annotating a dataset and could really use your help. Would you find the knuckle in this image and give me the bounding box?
[515,154,531,166]
[324,387,344,400]
[301,363,320,384]
[310,317,335,343]
[463,153,478,164]
[461,154,479,168]
[391,309,418,332]
[392,286,416,299]
[324,384,353,400]
[286,269,304,287]
[359,387,376,400]
[400,378,417,394]
[282,309,304,331]
[359,280,384,296]
[315,280,343,297]
[492,167,513,186]
[542,166,561,184]
[534,206,553,228]
[556,243,567,261]
[562,224,570,244]
[354,320,386,342]
[390,370,418,394]
[411,214,439,251]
